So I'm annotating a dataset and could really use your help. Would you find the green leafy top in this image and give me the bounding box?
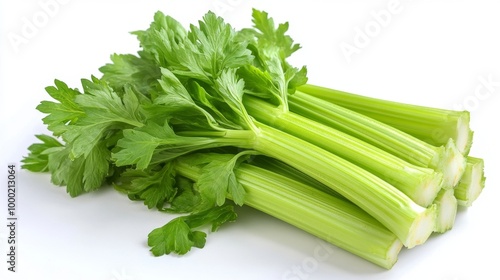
[237,9,308,110]
[22,9,308,256]
[36,80,84,136]
[108,11,261,173]
[24,77,147,197]
[99,53,161,95]
[148,205,237,256]
[24,10,261,195]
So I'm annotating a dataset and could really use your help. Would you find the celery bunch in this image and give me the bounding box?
[21,9,485,269]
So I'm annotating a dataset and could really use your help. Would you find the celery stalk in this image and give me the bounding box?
[298,84,474,155]
[433,189,458,233]
[174,158,403,269]
[245,96,443,207]
[249,155,342,199]
[175,112,436,246]
[287,91,466,189]
[250,122,436,248]
[455,157,486,207]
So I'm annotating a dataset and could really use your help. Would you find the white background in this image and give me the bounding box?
[1,0,499,279]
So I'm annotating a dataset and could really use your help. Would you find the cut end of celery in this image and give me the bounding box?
[380,239,404,270]
[439,139,467,188]
[412,170,444,207]
[455,113,473,155]
[456,157,486,207]
[404,205,437,249]
[434,189,458,233]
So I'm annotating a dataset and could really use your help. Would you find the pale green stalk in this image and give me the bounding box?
[455,157,486,207]
[433,188,458,233]
[249,156,341,199]
[182,121,437,247]
[287,91,466,189]
[175,158,403,269]
[244,96,443,207]
[298,84,473,155]
[251,122,437,248]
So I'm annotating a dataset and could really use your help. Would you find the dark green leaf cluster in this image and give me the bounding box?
[148,205,237,255]
[23,77,146,197]
[237,9,308,109]
[23,9,306,256]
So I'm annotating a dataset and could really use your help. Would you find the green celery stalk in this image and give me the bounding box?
[298,84,473,155]
[287,91,466,189]
[246,122,436,248]
[433,188,458,233]
[249,155,341,199]
[455,157,486,207]
[244,96,443,207]
[182,121,436,247]
[183,122,437,247]
[174,157,403,269]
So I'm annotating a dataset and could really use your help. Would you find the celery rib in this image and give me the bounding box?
[288,91,466,189]
[251,122,436,248]
[298,84,474,155]
[455,157,486,207]
[181,122,438,246]
[244,96,443,207]
[250,156,342,199]
[433,188,458,233]
[175,158,403,269]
